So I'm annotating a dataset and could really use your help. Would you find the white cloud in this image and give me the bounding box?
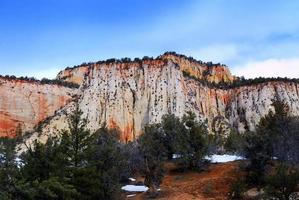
[232,58,299,78]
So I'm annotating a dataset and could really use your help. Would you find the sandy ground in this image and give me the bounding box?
[123,161,245,200]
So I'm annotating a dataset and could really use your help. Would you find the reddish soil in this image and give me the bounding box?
[123,161,245,200]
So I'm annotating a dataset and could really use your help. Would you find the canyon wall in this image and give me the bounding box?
[0,78,77,137]
[2,53,299,145]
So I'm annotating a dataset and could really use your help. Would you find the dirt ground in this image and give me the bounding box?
[123,161,245,200]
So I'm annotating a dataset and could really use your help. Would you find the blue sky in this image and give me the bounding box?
[1,0,299,79]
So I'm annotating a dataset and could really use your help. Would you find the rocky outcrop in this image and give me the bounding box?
[0,77,77,137]
[57,65,89,85]
[159,52,236,83]
[2,52,299,145]
[57,52,236,86]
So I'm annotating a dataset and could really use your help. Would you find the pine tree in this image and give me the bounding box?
[60,105,92,168]
[243,100,293,184]
[84,125,125,200]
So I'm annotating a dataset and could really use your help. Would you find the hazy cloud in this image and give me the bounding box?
[232,58,299,78]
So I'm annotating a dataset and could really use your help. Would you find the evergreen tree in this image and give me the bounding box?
[224,130,244,154]
[20,137,77,200]
[179,111,208,169]
[243,130,272,184]
[160,114,185,159]
[60,105,92,168]
[0,137,19,199]
[138,124,167,197]
[21,137,65,182]
[265,164,299,200]
[83,125,125,200]
[243,100,293,184]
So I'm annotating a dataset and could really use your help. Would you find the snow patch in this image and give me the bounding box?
[121,185,149,192]
[205,154,244,163]
[172,154,182,159]
[128,178,136,182]
[127,194,136,197]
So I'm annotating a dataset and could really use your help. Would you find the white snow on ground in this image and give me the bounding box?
[172,154,182,159]
[127,194,136,197]
[128,178,136,182]
[205,154,244,163]
[121,185,149,192]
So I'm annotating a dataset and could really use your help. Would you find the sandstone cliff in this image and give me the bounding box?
[2,52,299,145]
[0,77,77,137]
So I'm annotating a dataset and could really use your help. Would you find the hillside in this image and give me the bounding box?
[123,161,244,200]
[2,52,299,144]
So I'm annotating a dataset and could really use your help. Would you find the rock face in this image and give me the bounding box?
[0,78,77,137]
[2,52,299,143]
[57,65,89,85]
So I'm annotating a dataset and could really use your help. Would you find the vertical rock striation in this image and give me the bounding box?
[0,78,77,137]
[2,52,299,144]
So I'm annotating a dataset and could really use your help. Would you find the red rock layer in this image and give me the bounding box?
[0,78,76,137]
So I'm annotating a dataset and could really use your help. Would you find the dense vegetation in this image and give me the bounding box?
[0,100,299,199]
[0,75,80,88]
[0,106,211,199]
[228,100,299,199]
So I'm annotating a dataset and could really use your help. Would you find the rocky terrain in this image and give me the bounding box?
[0,77,77,137]
[2,52,299,144]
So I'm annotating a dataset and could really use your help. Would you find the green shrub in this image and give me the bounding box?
[265,164,299,200]
[228,179,246,200]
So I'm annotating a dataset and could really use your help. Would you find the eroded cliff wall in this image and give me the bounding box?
[2,53,299,146]
[0,78,77,137]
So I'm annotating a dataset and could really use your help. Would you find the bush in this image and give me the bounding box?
[229,179,247,200]
[243,130,273,185]
[177,112,209,169]
[224,130,244,154]
[265,164,299,200]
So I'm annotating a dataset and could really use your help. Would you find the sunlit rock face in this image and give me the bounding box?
[3,53,299,145]
[159,53,236,84]
[46,54,299,141]
[0,78,77,137]
[226,81,299,132]
[57,65,89,85]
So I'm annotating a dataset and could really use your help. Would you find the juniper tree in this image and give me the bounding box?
[179,111,209,169]
[138,124,167,197]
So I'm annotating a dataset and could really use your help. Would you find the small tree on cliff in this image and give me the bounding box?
[138,124,167,197]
